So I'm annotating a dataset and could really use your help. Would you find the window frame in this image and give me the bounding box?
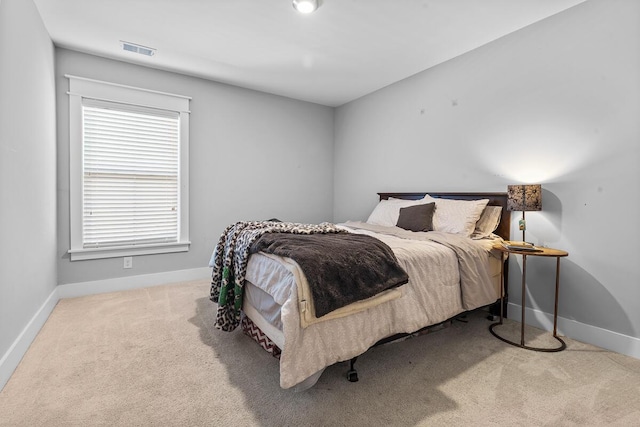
[66,75,191,261]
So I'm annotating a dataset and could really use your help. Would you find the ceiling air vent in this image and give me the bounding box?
[120,41,156,57]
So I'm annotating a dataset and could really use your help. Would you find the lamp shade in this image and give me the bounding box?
[507,184,542,212]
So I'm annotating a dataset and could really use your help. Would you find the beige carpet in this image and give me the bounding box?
[1,280,639,427]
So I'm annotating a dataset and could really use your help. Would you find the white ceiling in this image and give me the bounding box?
[34,0,587,107]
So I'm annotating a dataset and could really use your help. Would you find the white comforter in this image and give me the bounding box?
[244,222,500,389]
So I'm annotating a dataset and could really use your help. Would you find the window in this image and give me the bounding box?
[67,75,190,261]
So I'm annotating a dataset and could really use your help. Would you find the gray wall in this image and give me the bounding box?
[0,0,57,363]
[56,49,335,285]
[334,0,640,340]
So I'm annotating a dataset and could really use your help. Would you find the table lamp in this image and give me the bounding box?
[507,184,542,243]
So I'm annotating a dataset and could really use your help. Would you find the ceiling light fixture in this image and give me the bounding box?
[292,0,318,14]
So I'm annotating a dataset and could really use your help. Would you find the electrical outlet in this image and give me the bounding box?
[123,256,133,269]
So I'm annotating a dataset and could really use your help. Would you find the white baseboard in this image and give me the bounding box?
[0,289,59,391]
[0,267,211,391]
[508,302,640,359]
[57,267,211,298]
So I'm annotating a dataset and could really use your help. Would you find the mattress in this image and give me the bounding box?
[245,228,503,332]
[241,222,503,389]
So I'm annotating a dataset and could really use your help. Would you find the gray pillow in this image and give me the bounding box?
[396,203,435,232]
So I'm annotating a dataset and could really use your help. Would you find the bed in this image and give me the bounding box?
[209,192,510,390]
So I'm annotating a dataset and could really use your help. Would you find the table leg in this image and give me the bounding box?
[489,251,566,352]
[520,254,527,346]
[499,252,505,323]
[553,257,560,337]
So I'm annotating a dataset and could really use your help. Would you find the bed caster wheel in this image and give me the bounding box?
[347,370,359,382]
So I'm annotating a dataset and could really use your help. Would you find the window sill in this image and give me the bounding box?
[68,242,190,261]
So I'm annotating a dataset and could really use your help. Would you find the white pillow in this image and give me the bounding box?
[366,198,425,227]
[471,206,502,239]
[422,195,489,237]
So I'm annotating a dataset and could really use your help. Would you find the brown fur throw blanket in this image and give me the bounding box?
[251,232,409,318]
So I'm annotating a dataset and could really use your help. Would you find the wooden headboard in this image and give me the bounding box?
[378,192,511,241]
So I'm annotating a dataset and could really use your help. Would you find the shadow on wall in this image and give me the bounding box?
[559,259,635,338]
[509,255,635,340]
[509,188,635,340]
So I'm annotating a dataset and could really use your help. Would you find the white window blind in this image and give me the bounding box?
[67,75,190,261]
[82,100,180,248]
